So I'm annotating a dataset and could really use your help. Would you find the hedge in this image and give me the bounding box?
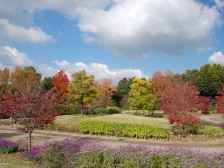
[79,120,170,139]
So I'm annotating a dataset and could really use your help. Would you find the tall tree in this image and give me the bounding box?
[183,64,224,98]
[114,78,133,106]
[42,77,53,91]
[0,67,11,102]
[0,66,57,149]
[128,78,157,114]
[215,88,224,115]
[68,70,98,116]
[52,70,69,104]
[159,82,199,133]
[95,80,116,107]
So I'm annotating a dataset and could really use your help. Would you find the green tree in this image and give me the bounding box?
[114,78,133,106]
[128,78,157,115]
[183,64,224,97]
[68,70,98,116]
[42,77,53,91]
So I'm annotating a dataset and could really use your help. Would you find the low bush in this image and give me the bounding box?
[26,139,224,168]
[91,106,121,115]
[0,139,19,154]
[79,120,170,139]
[198,126,223,137]
[54,104,80,115]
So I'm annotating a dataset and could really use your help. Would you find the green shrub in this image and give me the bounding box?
[78,120,170,139]
[91,106,121,115]
[106,106,121,114]
[198,126,223,137]
[54,104,80,115]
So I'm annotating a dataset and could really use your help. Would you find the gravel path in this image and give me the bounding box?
[1,125,224,153]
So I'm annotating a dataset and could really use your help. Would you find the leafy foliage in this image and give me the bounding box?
[52,70,69,104]
[183,64,224,97]
[79,120,170,139]
[128,78,157,113]
[91,106,121,115]
[68,70,98,116]
[197,126,223,137]
[42,77,53,91]
[95,79,115,107]
[160,82,199,126]
[26,139,224,168]
[215,88,224,115]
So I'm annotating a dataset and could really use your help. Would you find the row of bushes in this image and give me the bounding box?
[79,120,170,139]
[54,105,121,115]
[25,139,224,168]
[189,124,224,137]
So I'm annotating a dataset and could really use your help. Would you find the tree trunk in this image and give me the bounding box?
[80,105,83,117]
[29,131,32,150]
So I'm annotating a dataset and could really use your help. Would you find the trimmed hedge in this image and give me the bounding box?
[79,120,170,139]
[54,104,80,115]
[91,106,121,115]
[198,126,223,138]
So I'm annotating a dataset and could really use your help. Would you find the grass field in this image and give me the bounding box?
[50,112,171,130]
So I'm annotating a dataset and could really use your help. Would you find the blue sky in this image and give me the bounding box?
[0,0,224,84]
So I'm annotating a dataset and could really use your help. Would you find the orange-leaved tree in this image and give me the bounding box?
[95,79,116,108]
[52,70,69,104]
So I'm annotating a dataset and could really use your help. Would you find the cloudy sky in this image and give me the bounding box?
[0,0,224,84]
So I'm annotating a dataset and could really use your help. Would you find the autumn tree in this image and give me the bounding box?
[52,70,69,104]
[159,82,199,134]
[68,70,98,116]
[215,88,224,115]
[151,71,172,98]
[0,66,57,149]
[95,79,116,107]
[0,68,11,101]
[128,78,157,115]
[197,96,211,114]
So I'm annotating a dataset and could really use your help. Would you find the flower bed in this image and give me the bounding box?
[25,139,224,168]
[0,139,19,154]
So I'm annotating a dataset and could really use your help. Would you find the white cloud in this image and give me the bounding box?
[75,0,220,57]
[0,19,53,43]
[0,0,221,57]
[54,60,147,84]
[0,46,33,67]
[215,0,224,8]
[208,51,224,65]
[0,46,146,84]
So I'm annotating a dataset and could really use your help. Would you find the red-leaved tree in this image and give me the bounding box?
[160,82,199,134]
[215,88,224,115]
[197,96,211,114]
[52,70,69,104]
[0,66,58,149]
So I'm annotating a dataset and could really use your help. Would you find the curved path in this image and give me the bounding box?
[1,125,224,153]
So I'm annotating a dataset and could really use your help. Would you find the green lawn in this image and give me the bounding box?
[50,113,171,130]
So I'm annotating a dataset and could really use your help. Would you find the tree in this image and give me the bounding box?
[95,80,116,107]
[0,66,57,149]
[182,64,224,98]
[114,78,133,106]
[42,77,53,91]
[151,71,172,98]
[0,68,11,101]
[52,70,69,104]
[128,78,157,115]
[159,82,199,134]
[197,96,211,114]
[68,70,98,116]
[215,88,224,115]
